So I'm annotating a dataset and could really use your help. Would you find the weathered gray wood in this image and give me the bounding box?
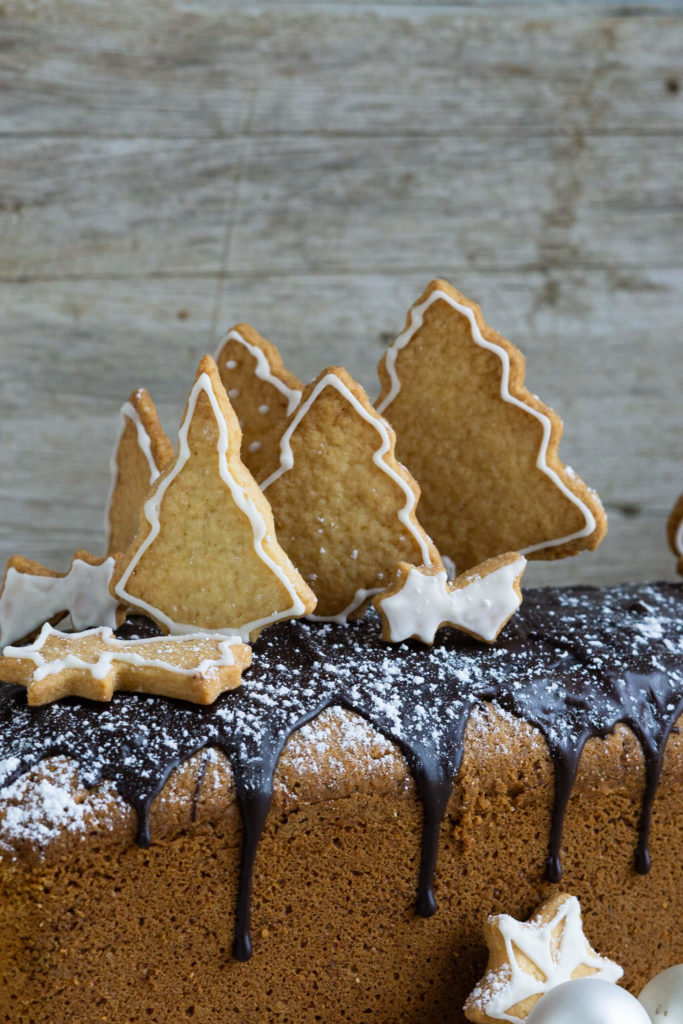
[1,4,682,138]
[1,0,681,587]
[2,133,682,280]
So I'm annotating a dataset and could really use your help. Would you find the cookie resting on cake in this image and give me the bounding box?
[0,584,681,1024]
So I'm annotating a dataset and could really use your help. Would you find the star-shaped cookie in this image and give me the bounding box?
[464,893,622,1023]
[0,623,251,705]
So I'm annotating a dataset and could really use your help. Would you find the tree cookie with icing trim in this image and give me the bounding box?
[376,279,607,572]
[215,324,302,482]
[111,356,316,641]
[261,366,441,621]
[464,893,622,1023]
[0,550,121,647]
[667,492,683,575]
[373,552,526,644]
[0,623,251,705]
[105,388,174,556]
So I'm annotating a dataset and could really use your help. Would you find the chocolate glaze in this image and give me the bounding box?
[0,584,681,961]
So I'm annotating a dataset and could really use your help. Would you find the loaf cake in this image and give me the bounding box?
[1,583,682,1023]
[1,280,681,1022]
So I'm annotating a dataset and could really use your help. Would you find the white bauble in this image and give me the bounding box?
[527,978,651,1024]
[639,964,683,1023]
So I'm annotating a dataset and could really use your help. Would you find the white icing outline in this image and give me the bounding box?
[376,288,599,555]
[0,556,119,648]
[376,556,526,644]
[114,372,308,640]
[104,392,163,551]
[2,623,242,683]
[216,328,302,416]
[476,896,622,1022]
[261,371,434,623]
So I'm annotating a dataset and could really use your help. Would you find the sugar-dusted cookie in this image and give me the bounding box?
[0,623,251,705]
[376,280,607,572]
[214,324,303,482]
[464,893,623,1024]
[261,366,441,621]
[0,550,121,647]
[667,492,683,575]
[105,388,175,555]
[373,552,526,644]
[111,355,316,641]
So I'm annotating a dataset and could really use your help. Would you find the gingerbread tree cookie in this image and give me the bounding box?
[376,280,607,572]
[105,388,174,555]
[261,366,441,621]
[464,893,622,1023]
[0,623,251,705]
[0,550,120,647]
[667,492,683,575]
[373,552,526,645]
[111,356,316,641]
[214,324,302,482]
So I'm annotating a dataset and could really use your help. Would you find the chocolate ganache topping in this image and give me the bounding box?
[0,583,681,961]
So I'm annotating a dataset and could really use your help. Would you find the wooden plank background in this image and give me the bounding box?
[1,0,682,588]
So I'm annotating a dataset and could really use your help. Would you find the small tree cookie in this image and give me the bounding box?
[214,324,302,483]
[105,388,174,555]
[373,552,526,644]
[667,492,683,575]
[261,366,441,621]
[0,623,251,705]
[0,550,120,647]
[111,356,316,640]
[376,280,607,572]
[464,893,622,1023]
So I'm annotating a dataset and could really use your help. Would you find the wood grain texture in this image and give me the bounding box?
[2,4,682,137]
[3,133,682,279]
[1,0,681,585]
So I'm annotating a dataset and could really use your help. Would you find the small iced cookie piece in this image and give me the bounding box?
[214,324,302,482]
[0,550,120,647]
[0,623,251,705]
[376,279,607,572]
[111,355,316,641]
[667,492,683,575]
[464,893,623,1024]
[373,552,526,644]
[106,388,174,555]
[261,366,441,621]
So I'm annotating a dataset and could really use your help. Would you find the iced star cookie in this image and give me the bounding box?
[0,550,121,647]
[667,492,683,575]
[261,366,441,621]
[0,623,251,705]
[105,388,174,556]
[376,280,607,572]
[214,324,303,482]
[464,893,623,1023]
[111,355,316,641]
[373,552,526,644]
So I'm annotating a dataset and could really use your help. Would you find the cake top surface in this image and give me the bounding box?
[1,581,682,960]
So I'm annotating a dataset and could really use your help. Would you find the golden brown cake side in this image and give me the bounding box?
[1,703,682,1024]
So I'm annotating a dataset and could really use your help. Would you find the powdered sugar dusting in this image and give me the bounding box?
[283,705,399,781]
[0,756,124,851]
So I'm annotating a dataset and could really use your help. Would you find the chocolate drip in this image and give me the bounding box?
[0,584,681,961]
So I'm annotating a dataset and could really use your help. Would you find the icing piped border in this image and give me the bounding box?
[114,372,308,640]
[261,370,436,622]
[216,328,302,416]
[104,393,163,552]
[376,288,600,555]
[2,622,242,683]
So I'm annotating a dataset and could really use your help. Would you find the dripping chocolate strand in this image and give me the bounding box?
[0,584,681,963]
